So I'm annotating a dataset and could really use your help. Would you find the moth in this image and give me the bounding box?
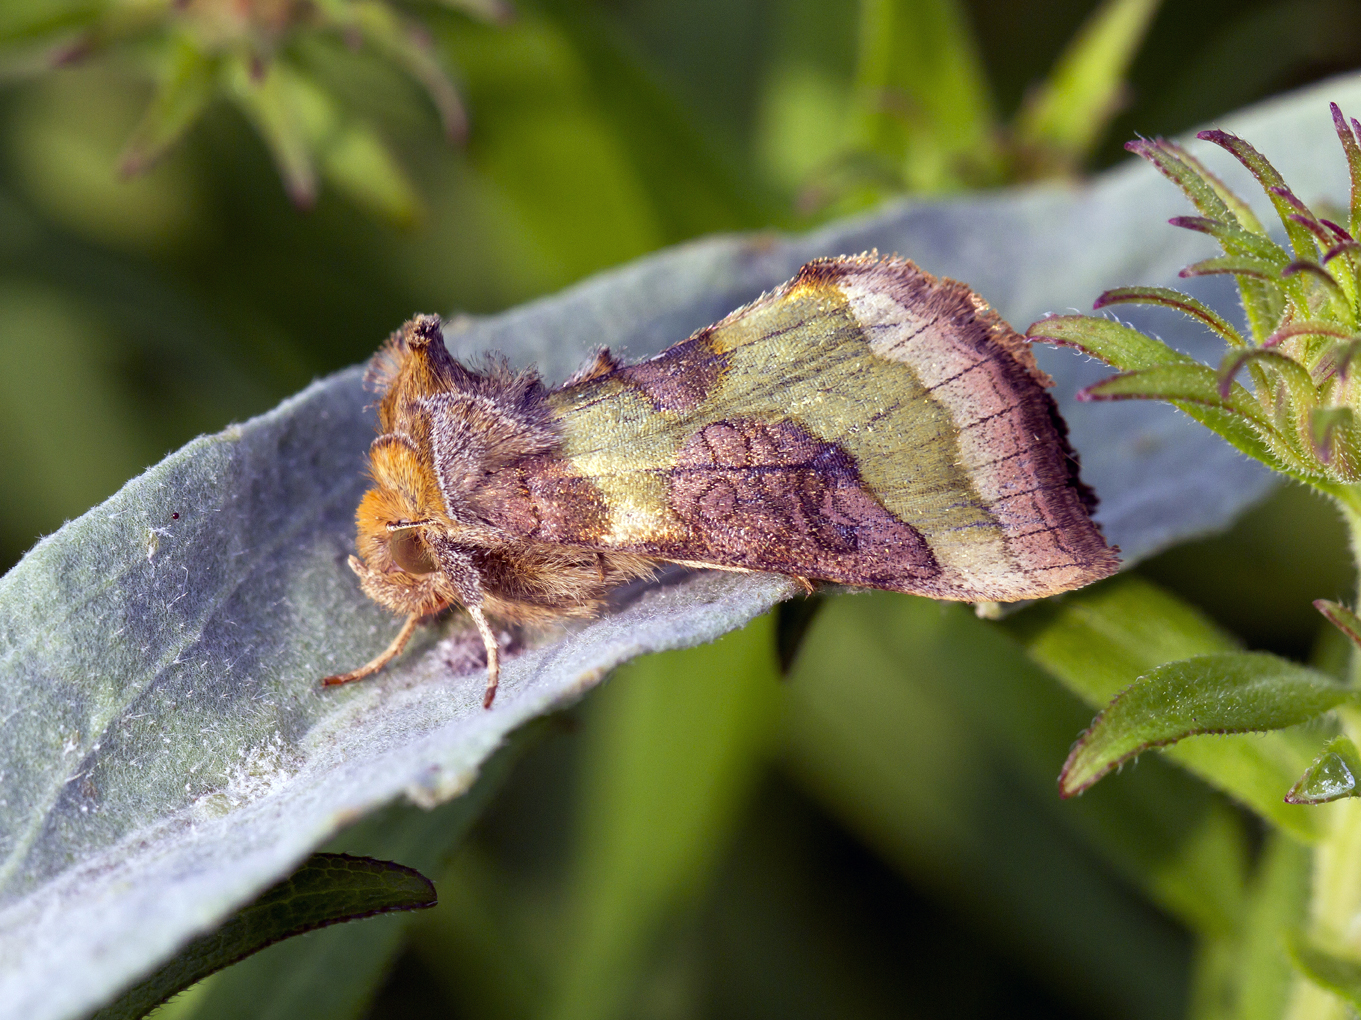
[323,254,1119,707]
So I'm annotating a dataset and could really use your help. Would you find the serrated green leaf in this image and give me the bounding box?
[1060,652,1352,797]
[1004,576,1323,839]
[1026,313,1196,369]
[1014,0,1160,161]
[1286,736,1361,805]
[92,854,435,1020]
[1287,934,1361,1009]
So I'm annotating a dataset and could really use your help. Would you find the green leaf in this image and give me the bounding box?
[1025,313,1196,370]
[92,854,435,1020]
[318,121,422,228]
[784,592,1193,1018]
[1316,598,1361,649]
[1004,576,1323,839]
[179,735,521,1020]
[1060,652,1353,797]
[546,616,780,1020]
[1228,834,1311,1020]
[225,57,317,206]
[1216,348,1315,406]
[1014,0,1161,161]
[119,37,217,176]
[340,0,466,140]
[1093,285,1248,347]
[1287,934,1361,1009]
[1181,253,1288,281]
[1126,137,1242,229]
[1079,363,1271,428]
[1166,213,1292,267]
[1309,405,1356,465]
[850,0,997,191]
[427,0,513,24]
[1197,128,1323,262]
[1331,102,1361,239]
[1286,737,1361,805]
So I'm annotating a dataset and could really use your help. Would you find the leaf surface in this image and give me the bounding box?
[1060,652,1352,797]
[1005,576,1325,839]
[4,77,1361,1020]
[92,854,435,1020]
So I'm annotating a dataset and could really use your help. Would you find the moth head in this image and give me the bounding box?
[351,432,456,616]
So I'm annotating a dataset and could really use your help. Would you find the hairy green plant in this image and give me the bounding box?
[1026,105,1361,1017]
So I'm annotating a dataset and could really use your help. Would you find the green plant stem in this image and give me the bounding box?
[1290,489,1361,1020]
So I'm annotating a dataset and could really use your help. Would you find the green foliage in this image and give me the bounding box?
[1,3,1361,1020]
[1060,652,1352,797]
[94,854,436,1020]
[1287,936,1361,1012]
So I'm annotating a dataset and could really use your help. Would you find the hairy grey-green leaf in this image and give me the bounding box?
[2,74,1360,1020]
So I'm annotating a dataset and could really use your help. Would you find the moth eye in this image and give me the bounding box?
[389,529,437,576]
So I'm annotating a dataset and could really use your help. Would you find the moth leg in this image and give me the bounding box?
[468,604,501,708]
[423,532,504,709]
[322,612,421,686]
[794,575,816,596]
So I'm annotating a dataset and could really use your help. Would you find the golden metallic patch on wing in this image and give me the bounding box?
[546,271,1007,589]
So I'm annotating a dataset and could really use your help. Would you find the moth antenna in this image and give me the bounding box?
[321,612,421,686]
[469,604,501,708]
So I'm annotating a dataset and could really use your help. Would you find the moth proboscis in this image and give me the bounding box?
[322,253,1119,707]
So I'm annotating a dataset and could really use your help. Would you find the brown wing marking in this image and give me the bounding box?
[511,416,940,587]
[665,419,940,585]
[616,327,730,414]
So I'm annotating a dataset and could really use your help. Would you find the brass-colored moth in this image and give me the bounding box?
[324,254,1119,706]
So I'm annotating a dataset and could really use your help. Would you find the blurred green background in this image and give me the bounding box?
[4,0,1361,1017]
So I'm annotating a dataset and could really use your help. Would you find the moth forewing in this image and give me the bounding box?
[327,255,1119,707]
